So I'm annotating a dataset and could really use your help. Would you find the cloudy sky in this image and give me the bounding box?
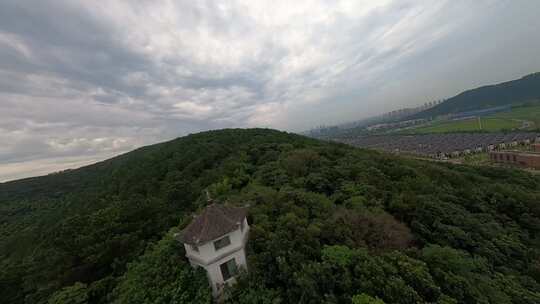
[1,0,540,182]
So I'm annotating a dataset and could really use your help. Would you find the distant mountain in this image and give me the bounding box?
[306,102,441,139]
[411,72,540,119]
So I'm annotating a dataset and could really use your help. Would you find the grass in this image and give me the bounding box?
[412,118,521,133]
[409,104,540,134]
[491,104,540,127]
[460,153,490,166]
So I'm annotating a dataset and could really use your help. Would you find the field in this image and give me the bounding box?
[409,104,540,134]
[412,117,520,133]
[491,104,540,127]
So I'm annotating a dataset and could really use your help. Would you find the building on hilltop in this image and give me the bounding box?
[177,202,249,297]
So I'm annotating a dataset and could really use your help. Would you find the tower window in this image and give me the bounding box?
[220,258,238,281]
[214,235,231,251]
[190,244,199,252]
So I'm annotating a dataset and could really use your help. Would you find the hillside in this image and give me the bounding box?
[2,129,540,304]
[411,72,540,119]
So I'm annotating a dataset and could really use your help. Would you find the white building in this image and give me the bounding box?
[177,202,249,297]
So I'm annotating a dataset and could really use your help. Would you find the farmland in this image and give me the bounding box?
[409,104,540,134]
[492,104,540,127]
[412,117,520,133]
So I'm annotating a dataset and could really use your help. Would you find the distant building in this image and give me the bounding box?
[342,132,539,160]
[489,150,540,169]
[177,203,249,297]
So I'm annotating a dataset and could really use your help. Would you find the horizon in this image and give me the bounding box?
[2,0,540,182]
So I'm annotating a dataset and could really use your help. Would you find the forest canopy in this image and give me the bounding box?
[1,128,540,303]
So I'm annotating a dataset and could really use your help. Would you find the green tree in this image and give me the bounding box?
[352,293,385,304]
[111,233,212,304]
[48,282,88,304]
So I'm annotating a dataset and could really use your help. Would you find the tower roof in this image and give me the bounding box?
[178,202,247,245]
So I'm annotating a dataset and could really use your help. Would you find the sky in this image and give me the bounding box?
[1,0,540,182]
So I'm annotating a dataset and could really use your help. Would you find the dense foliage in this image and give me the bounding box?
[1,128,540,303]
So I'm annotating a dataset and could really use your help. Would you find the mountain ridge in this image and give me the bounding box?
[410,72,540,119]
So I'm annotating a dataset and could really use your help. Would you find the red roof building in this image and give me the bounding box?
[489,150,540,169]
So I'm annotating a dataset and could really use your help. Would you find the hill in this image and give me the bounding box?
[411,72,540,119]
[2,129,540,304]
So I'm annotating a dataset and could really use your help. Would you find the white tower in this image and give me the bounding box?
[177,202,249,297]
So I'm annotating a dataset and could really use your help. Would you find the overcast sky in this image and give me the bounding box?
[1,0,540,182]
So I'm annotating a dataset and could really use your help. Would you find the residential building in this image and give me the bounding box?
[489,150,540,169]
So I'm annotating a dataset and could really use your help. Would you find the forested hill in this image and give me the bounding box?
[2,129,540,304]
[411,72,540,119]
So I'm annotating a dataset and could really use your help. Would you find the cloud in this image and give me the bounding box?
[1,0,540,181]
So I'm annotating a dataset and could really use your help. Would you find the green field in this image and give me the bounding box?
[413,118,520,133]
[410,104,540,134]
[491,104,540,126]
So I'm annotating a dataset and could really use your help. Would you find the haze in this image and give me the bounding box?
[1,0,540,182]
